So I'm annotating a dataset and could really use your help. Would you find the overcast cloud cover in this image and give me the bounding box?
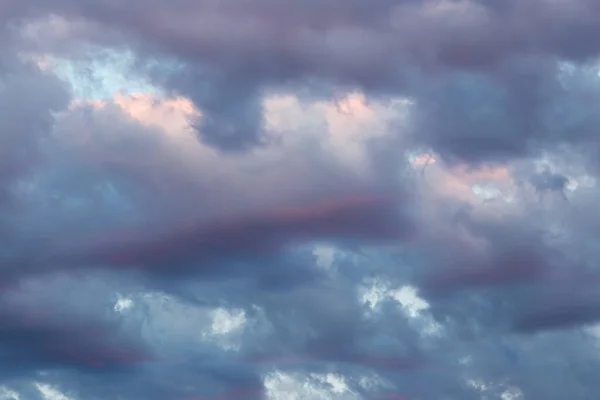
[3,0,600,399]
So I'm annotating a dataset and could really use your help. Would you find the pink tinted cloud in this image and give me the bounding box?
[69,193,414,272]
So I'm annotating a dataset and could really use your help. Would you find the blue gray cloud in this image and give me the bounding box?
[2,1,600,399]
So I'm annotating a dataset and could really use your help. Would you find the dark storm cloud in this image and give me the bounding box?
[0,307,148,373]
[91,0,600,164]
[0,273,152,380]
[167,71,267,151]
[512,288,600,333]
[0,55,160,392]
[4,0,600,399]
[67,194,413,272]
[243,280,426,371]
[410,193,600,336]
[0,42,421,399]
[1,95,416,284]
[407,59,600,166]
[7,0,600,153]
[18,0,600,76]
[415,205,555,293]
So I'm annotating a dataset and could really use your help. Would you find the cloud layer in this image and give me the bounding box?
[2,1,600,399]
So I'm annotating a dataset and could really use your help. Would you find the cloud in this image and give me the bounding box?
[0,271,152,383]
[7,0,600,157]
[4,1,600,399]
[0,58,70,205]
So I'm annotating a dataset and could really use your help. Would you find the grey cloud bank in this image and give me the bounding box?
[2,0,600,399]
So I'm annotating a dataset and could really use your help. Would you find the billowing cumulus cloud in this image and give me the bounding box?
[3,1,600,399]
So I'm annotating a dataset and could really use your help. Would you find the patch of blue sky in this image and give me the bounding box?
[50,49,159,100]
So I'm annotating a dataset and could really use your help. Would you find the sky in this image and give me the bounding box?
[3,0,600,399]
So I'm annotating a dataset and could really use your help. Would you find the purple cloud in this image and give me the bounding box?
[3,0,600,399]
